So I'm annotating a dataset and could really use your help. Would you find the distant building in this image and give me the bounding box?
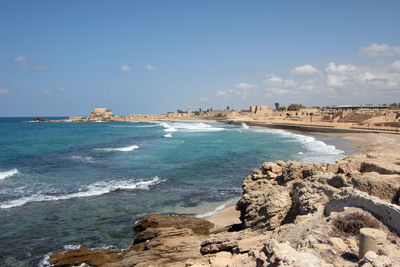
[87,107,113,121]
[326,105,390,113]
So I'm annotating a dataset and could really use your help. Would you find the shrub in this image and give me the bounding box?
[332,212,380,236]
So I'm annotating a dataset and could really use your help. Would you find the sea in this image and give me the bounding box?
[0,117,352,266]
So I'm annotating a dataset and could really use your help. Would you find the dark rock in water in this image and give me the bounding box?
[49,246,120,266]
[34,117,48,122]
[134,214,214,235]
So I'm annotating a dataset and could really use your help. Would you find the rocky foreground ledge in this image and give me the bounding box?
[50,152,400,267]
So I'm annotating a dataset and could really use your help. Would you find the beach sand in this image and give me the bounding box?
[205,128,400,230]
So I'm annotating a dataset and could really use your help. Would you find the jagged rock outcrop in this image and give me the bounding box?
[50,152,400,267]
[236,152,400,231]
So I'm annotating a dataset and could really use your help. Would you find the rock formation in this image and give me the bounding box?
[50,152,400,267]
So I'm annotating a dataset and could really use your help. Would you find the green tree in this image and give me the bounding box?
[287,104,305,111]
[226,106,230,111]
[274,102,280,110]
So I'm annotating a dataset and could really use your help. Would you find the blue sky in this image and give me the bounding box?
[1,0,400,116]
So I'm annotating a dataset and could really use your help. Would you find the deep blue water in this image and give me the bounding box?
[0,118,346,266]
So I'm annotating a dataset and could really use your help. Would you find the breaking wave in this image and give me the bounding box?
[0,176,165,209]
[0,168,19,180]
[158,122,225,132]
[164,133,172,138]
[95,145,139,152]
[245,127,344,162]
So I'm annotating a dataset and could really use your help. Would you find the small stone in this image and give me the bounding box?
[364,250,378,262]
[329,237,348,252]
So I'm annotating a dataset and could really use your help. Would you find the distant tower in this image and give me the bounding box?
[188,105,191,117]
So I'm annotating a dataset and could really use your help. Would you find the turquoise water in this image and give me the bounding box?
[0,118,345,266]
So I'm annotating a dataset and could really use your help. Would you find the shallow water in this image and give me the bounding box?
[0,118,346,266]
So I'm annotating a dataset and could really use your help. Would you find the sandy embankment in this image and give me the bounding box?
[205,128,400,230]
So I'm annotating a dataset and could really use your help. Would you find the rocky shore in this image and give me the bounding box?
[49,132,400,267]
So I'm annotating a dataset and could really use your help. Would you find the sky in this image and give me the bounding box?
[1,0,400,116]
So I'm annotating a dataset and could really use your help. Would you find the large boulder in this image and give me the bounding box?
[237,182,292,229]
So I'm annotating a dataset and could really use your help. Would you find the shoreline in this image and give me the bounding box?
[46,119,400,266]
[204,121,400,230]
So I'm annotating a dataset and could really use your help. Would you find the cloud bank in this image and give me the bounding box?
[201,43,400,107]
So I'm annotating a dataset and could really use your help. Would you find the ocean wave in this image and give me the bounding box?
[158,122,225,132]
[164,133,172,138]
[250,128,344,155]
[70,155,94,163]
[0,176,165,209]
[95,145,139,152]
[0,168,19,180]
[241,123,249,129]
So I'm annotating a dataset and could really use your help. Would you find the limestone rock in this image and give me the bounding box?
[49,247,120,267]
[236,182,291,229]
[265,240,331,267]
[134,214,214,235]
[349,172,400,202]
[200,234,238,254]
[328,237,348,253]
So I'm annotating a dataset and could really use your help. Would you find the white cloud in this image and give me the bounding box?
[291,64,319,75]
[325,62,358,74]
[326,74,346,87]
[57,87,66,92]
[210,55,400,107]
[146,64,157,71]
[216,89,233,96]
[14,56,31,64]
[234,82,257,89]
[13,56,48,70]
[41,90,51,94]
[121,65,132,72]
[392,60,400,72]
[0,88,9,96]
[359,43,400,58]
[265,74,283,84]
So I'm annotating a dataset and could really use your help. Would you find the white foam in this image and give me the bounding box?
[0,176,165,209]
[70,156,94,163]
[250,128,344,156]
[0,168,18,180]
[241,123,249,129]
[158,122,224,132]
[38,252,52,267]
[96,145,139,152]
[164,133,172,138]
